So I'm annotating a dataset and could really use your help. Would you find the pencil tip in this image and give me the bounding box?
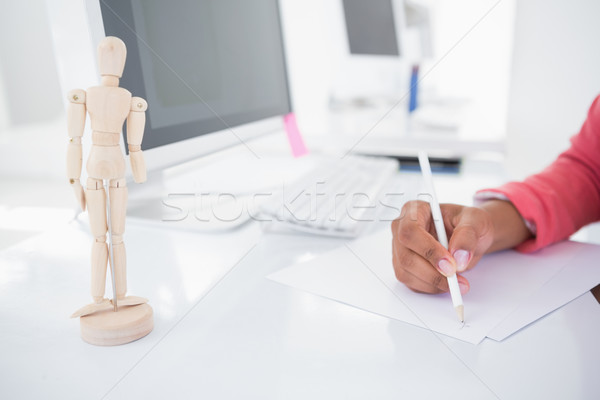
[456,305,464,323]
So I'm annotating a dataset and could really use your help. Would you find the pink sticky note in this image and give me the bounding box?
[283,112,308,158]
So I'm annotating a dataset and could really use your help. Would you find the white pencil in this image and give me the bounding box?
[418,152,464,323]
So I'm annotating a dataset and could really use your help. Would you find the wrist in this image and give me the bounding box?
[479,199,531,252]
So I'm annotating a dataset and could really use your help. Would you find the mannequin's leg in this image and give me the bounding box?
[86,178,108,304]
[109,178,128,300]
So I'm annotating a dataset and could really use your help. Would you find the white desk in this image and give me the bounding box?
[1,153,599,399]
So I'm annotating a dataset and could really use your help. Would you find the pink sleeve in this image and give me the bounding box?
[477,95,600,253]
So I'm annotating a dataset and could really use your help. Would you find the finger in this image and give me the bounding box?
[401,266,449,294]
[456,274,470,295]
[449,225,478,272]
[392,244,449,294]
[394,219,455,277]
[447,208,493,272]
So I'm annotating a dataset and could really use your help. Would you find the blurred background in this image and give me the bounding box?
[1,0,600,248]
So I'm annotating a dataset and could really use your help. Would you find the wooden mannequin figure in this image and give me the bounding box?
[68,36,153,345]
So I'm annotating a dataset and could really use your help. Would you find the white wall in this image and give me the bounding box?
[425,0,515,140]
[0,0,66,180]
[0,62,8,132]
[279,0,335,136]
[506,0,600,180]
[0,1,63,126]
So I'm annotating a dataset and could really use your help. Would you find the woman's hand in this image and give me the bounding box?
[391,200,495,294]
[391,199,532,294]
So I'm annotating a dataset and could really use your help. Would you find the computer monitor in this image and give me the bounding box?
[329,0,408,105]
[343,0,401,57]
[49,0,292,176]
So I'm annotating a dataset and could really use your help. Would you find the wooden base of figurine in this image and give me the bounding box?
[80,303,153,346]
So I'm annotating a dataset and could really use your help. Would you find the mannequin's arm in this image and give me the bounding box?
[127,97,147,184]
[66,89,87,211]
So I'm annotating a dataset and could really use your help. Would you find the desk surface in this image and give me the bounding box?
[1,153,599,399]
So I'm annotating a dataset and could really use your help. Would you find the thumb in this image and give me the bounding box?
[447,208,492,272]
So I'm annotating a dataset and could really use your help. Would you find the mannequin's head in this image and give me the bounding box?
[97,36,127,79]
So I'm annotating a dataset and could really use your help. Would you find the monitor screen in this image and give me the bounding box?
[342,0,400,57]
[98,0,292,153]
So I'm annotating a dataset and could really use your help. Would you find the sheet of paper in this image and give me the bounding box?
[488,241,600,340]
[268,229,598,344]
[268,244,425,328]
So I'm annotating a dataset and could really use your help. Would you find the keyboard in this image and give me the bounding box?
[259,155,400,238]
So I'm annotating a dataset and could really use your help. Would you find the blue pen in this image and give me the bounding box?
[409,65,419,113]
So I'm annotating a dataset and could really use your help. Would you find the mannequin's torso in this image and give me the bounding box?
[86,85,131,180]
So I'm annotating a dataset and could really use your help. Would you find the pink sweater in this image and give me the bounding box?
[479,95,600,252]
